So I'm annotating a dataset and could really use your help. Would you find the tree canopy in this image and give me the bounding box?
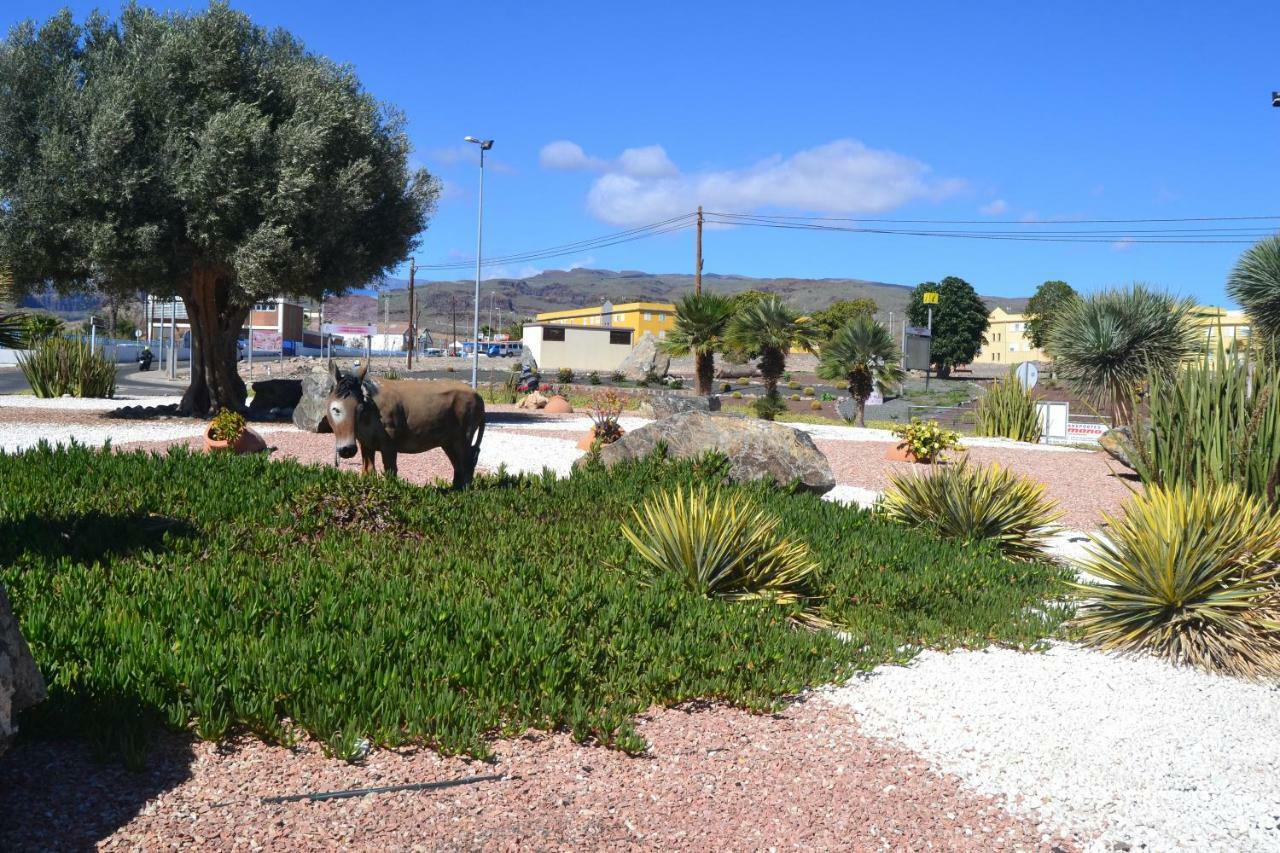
[0,3,438,413]
[810,298,877,340]
[905,277,989,377]
[1227,235,1280,355]
[1025,280,1077,350]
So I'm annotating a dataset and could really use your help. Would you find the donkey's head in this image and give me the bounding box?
[325,362,372,459]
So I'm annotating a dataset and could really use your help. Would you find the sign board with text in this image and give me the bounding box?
[251,330,282,352]
[922,292,939,304]
[322,323,377,336]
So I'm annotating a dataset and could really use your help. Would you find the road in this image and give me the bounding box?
[0,363,189,398]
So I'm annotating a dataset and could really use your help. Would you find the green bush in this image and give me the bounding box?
[208,409,247,444]
[588,371,601,385]
[810,400,823,411]
[0,445,1069,766]
[721,382,733,393]
[787,380,801,390]
[802,386,815,397]
[975,372,1042,443]
[752,393,788,420]
[890,419,963,463]
[1072,483,1280,678]
[1131,348,1280,502]
[731,390,742,399]
[18,336,117,398]
[557,367,575,384]
[668,378,684,390]
[789,393,801,401]
[610,370,626,384]
[878,459,1064,561]
[820,392,836,402]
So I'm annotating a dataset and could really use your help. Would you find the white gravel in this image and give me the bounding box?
[477,431,584,477]
[795,421,1090,452]
[820,484,880,509]
[823,643,1280,852]
[0,421,293,453]
[0,394,185,410]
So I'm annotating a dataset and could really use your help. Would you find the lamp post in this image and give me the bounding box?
[465,135,493,388]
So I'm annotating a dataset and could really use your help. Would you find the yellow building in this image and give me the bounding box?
[534,301,677,340]
[1189,306,1252,350]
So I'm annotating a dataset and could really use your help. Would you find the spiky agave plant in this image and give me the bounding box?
[1072,483,1280,678]
[1226,234,1280,355]
[877,459,1064,561]
[1046,284,1199,425]
[975,370,1042,443]
[620,484,826,624]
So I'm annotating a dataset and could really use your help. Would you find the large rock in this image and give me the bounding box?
[715,361,761,379]
[1,584,46,757]
[292,370,334,433]
[617,332,670,381]
[583,410,835,494]
[636,394,722,420]
[1099,426,1137,469]
[248,379,303,417]
[836,397,855,423]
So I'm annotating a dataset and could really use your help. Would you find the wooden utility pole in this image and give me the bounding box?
[451,295,458,357]
[406,257,416,370]
[695,206,704,294]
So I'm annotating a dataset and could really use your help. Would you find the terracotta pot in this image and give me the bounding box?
[885,443,925,463]
[204,424,267,455]
[543,395,573,414]
[576,429,624,451]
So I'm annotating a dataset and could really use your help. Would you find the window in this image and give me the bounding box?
[543,327,565,342]
[659,330,666,339]
[609,329,631,345]
[658,313,666,322]
[643,311,652,320]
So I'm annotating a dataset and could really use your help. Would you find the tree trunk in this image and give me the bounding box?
[759,347,784,399]
[936,363,952,379]
[856,396,866,428]
[179,266,249,416]
[695,351,714,396]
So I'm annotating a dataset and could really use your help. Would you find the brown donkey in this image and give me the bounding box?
[324,363,486,487]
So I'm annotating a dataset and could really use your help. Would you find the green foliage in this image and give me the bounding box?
[817,315,905,427]
[1071,484,1280,678]
[22,313,63,344]
[878,459,1064,561]
[810,298,877,340]
[728,289,774,311]
[789,393,801,401]
[787,380,801,389]
[0,4,437,414]
[667,377,684,390]
[0,311,22,348]
[588,371,601,385]
[1024,280,1076,351]
[208,409,247,445]
[727,296,820,399]
[384,367,402,381]
[610,370,626,384]
[557,367,575,384]
[731,390,743,399]
[1046,284,1198,424]
[588,389,625,446]
[890,419,963,463]
[1130,348,1280,501]
[18,335,117,398]
[820,392,836,402]
[752,393,788,421]
[1226,235,1280,355]
[659,292,734,395]
[621,484,825,624]
[975,372,1042,443]
[809,400,823,410]
[803,387,815,396]
[0,446,1069,764]
[905,277,989,377]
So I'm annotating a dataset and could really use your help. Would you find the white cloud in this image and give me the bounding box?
[539,140,607,171]
[1112,238,1135,252]
[560,139,962,226]
[979,199,1008,216]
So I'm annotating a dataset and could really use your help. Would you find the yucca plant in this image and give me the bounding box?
[621,485,825,624]
[1226,234,1280,355]
[877,459,1064,561]
[18,335,117,398]
[1130,346,1280,502]
[975,371,1042,442]
[1072,483,1280,678]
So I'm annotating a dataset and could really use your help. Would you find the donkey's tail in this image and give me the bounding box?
[468,409,486,475]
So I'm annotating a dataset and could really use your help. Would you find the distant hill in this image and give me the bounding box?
[329,268,1029,342]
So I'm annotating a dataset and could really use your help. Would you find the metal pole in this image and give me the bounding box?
[406,258,416,370]
[89,317,96,353]
[247,309,253,379]
[925,306,933,391]
[471,147,486,388]
[168,298,177,380]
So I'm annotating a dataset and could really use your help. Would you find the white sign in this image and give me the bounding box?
[1015,361,1039,390]
[1036,401,1069,441]
[322,323,377,336]
[251,330,282,351]
[1066,421,1108,440]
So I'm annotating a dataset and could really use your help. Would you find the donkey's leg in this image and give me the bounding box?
[381,448,398,479]
[361,444,376,475]
[443,441,468,489]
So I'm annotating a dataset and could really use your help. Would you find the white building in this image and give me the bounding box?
[521,323,634,372]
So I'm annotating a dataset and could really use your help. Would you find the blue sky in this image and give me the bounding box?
[6,1,1280,303]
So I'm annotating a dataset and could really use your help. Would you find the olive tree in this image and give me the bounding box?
[0,4,437,413]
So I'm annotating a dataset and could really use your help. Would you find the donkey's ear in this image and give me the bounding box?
[330,360,341,384]
[356,362,368,384]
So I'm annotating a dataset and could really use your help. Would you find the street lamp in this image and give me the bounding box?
[465,135,494,388]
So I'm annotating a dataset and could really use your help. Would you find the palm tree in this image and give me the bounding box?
[1227,235,1280,354]
[726,296,820,418]
[1046,284,1198,425]
[659,293,734,395]
[817,315,906,427]
[0,273,26,348]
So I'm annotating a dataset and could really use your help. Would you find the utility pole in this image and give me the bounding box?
[406,258,416,370]
[451,295,458,357]
[695,205,704,295]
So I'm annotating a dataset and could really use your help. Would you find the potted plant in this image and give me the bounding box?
[204,408,267,454]
[888,419,963,464]
[578,389,625,450]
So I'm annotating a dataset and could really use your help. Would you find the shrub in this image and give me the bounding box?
[820,392,836,402]
[890,419,963,463]
[208,409,247,445]
[810,401,823,411]
[18,336,117,398]
[802,386,815,397]
[621,485,824,624]
[385,367,402,380]
[787,380,801,390]
[975,372,1042,443]
[877,459,1064,561]
[790,393,801,401]
[588,389,625,446]
[731,390,743,399]
[1072,483,1280,678]
[668,377,684,390]
[610,370,625,383]
[557,367,575,384]
[752,394,787,420]
[588,371,601,385]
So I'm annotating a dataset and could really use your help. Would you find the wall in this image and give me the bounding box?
[523,325,633,372]
[973,309,1044,365]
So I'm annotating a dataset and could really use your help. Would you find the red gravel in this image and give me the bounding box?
[816,439,1134,529]
[0,700,1078,851]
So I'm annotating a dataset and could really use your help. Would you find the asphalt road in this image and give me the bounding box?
[0,363,189,398]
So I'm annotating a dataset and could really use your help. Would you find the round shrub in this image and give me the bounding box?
[810,400,823,411]
[803,387,815,396]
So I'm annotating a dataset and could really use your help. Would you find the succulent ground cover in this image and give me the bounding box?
[1,444,1071,766]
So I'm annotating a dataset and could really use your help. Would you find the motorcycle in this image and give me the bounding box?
[137,347,154,372]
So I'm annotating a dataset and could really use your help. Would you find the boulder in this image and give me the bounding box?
[292,370,335,433]
[636,394,722,420]
[1,584,46,757]
[617,332,670,381]
[836,397,856,423]
[715,362,761,379]
[1099,426,1137,469]
[517,391,549,410]
[248,379,302,417]
[582,410,835,494]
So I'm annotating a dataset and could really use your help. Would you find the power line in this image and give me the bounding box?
[704,211,1280,225]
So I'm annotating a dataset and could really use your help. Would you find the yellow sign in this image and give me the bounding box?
[922,292,939,305]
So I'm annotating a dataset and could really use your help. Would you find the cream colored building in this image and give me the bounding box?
[521,323,635,372]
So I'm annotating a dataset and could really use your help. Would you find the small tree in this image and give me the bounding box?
[1025,280,1077,351]
[660,292,734,395]
[906,277,989,378]
[0,5,437,414]
[810,298,877,340]
[1227,235,1280,355]
[726,296,820,418]
[817,315,905,427]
